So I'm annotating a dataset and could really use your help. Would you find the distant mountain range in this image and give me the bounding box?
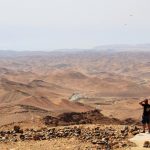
[0,44,150,55]
[94,44,150,51]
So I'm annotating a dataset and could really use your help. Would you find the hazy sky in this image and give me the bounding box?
[0,0,150,50]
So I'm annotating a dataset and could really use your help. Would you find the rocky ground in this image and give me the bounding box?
[0,109,145,150]
[0,124,143,150]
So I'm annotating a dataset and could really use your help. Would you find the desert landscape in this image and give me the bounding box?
[1,0,150,148]
[0,45,150,149]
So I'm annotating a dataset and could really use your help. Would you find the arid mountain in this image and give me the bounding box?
[0,47,150,125]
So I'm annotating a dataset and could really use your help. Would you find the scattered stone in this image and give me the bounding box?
[14,126,21,133]
[0,125,141,149]
[143,141,150,148]
[20,134,25,141]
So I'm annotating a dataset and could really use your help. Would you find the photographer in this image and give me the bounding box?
[139,99,150,133]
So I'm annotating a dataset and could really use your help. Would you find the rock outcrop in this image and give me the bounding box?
[43,109,122,126]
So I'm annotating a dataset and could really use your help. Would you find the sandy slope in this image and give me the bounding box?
[0,138,94,150]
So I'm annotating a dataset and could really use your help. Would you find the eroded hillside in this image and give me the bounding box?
[0,49,150,125]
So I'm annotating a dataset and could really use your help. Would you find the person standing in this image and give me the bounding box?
[139,99,150,133]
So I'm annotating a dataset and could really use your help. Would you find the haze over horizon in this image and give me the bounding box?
[0,0,150,51]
